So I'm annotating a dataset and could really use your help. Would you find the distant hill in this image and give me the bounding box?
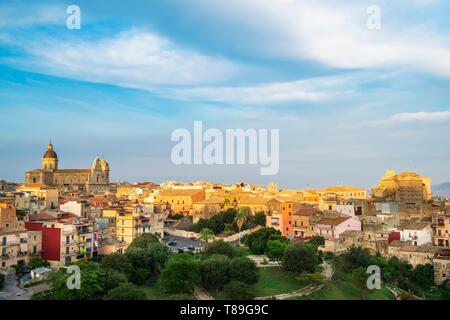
[433,182,450,197]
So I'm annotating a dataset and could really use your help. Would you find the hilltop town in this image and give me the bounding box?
[1,143,450,300]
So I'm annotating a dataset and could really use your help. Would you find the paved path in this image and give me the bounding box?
[255,261,335,300]
[193,285,214,300]
[0,269,49,300]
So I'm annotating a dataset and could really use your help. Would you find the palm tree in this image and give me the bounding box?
[234,208,248,245]
[198,228,215,243]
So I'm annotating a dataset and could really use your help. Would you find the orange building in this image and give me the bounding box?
[266,200,300,237]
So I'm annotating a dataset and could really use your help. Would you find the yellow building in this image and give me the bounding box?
[102,206,156,245]
[372,169,431,204]
[156,189,205,214]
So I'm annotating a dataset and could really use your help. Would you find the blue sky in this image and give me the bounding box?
[1,0,450,189]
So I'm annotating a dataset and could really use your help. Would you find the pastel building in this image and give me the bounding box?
[315,216,362,240]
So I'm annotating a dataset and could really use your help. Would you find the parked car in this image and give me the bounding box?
[189,236,198,241]
[167,240,177,246]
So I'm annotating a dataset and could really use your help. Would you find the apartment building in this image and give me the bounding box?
[25,212,98,268]
[0,200,29,270]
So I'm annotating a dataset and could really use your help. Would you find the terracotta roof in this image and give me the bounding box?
[322,186,366,193]
[399,220,430,230]
[159,189,204,197]
[317,216,351,226]
[29,213,57,221]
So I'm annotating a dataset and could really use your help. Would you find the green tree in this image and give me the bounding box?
[412,264,434,290]
[146,242,172,275]
[253,212,266,226]
[28,258,50,269]
[308,236,325,248]
[223,281,255,300]
[128,233,160,249]
[104,269,128,291]
[235,208,248,245]
[160,254,200,294]
[104,282,147,300]
[48,261,107,300]
[100,253,133,274]
[265,239,287,262]
[204,240,235,258]
[244,227,281,254]
[229,257,259,285]
[199,228,215,243]
[282,243,318,273]
[200,255,231,290]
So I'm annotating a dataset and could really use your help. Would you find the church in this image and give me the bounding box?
[24,142,110,194]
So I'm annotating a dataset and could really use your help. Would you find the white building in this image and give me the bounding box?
[399,220,432,246]
[60,200,90,218]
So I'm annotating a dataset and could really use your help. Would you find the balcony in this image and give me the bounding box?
[62,251,78,257]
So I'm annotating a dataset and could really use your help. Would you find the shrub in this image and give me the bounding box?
[223,281,255,300]
[282,243,318,273]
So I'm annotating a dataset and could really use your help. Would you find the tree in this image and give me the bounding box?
[28,258,50,269]
[48,261,107,300]
[104,282,147,300]
[160,254,200,294]
[104,269,128,291]
[199,228,215,243]
[223,281,255,300]
[101,253,133,274]
[145,242,172,275]
[128,233,160,249]
[244,227,281,254]
[253,212,266,226]
[412,264,434,290]
[235,208,248,245]
[204,240,235,258]
[200,255,231,290]
[229,257,259,285]
[266,239,287,262]
[308,236,325,248]
[343,247,373,269]
[282,243,318,273]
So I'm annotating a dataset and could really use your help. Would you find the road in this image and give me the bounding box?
[0,268,49,300]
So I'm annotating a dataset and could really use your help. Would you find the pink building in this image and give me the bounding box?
[316,216,361,240]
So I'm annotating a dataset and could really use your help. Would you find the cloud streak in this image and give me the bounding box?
[6,30,241,87]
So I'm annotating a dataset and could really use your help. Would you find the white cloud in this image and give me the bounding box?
[367,111,450,126]
[9,30,240,86]
[189,0,450,77]
[162,73,363,104]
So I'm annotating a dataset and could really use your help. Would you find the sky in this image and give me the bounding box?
[1,0,450,189]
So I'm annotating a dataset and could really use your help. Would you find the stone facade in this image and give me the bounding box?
[25,143,110,194]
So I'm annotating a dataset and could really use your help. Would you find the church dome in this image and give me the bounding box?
[43,143,57,159]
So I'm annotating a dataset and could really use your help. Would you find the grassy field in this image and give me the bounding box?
[253,267,308,297]
[209,266,309,299]
[140,279,194,300]
[292,260,395,300]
